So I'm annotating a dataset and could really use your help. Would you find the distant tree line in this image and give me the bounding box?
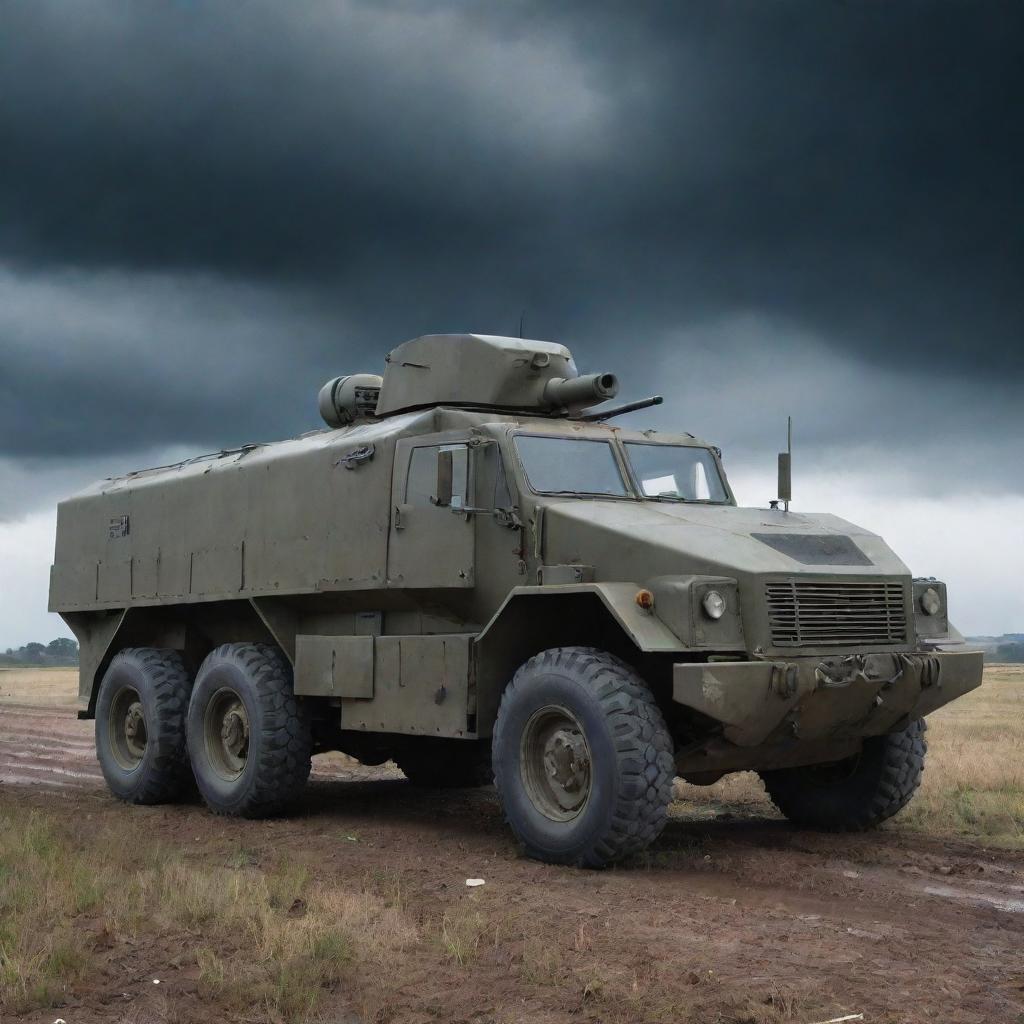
[993,641,1024,664]
[0,638,79,667]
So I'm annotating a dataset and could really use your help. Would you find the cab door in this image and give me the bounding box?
[387,435,475,588]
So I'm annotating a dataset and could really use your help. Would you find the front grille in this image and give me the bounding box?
[765,579,908,648]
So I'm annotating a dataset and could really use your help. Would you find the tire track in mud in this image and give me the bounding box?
[0,704,101,791]
[0,703,401,792]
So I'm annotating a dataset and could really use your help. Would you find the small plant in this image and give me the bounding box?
[439,909,488,966]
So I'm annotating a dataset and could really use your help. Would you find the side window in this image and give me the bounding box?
[405,444,469,507]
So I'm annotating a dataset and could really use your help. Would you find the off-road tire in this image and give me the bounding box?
[395,739,493,788]
[492,647,675,868]
[187,643,312,818]
[95,647,192,804]
[761,718,927,831]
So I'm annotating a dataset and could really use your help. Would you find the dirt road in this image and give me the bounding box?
[2,701,1023,1024]
[0,700,403,792]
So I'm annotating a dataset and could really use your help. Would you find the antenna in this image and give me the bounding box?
[518,310,525,339]
[777,415,792,512]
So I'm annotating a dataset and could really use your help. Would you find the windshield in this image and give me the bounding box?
[625,443,728,502]
[514,435,627,496]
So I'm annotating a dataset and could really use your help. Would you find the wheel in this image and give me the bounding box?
[760,718,927,831]
[395,739,493,788]
[95,648,192,804]
[187,643,312,818]
[492,647,675,868]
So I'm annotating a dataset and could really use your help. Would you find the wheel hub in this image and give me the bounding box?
[205,689,250,780]
[220,707,248,759]
[123,702,147,755]
[108,687,148,771]
[543,728,590,795]
[521,706,593,821]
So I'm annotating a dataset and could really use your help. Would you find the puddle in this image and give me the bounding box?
[923,883,1024,914]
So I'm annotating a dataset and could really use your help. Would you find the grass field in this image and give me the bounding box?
[0,664,1021,1021]
[895,663,1024,846]
[675,663,1024,850]
[0,666,78,706]
[0,809,407,1018]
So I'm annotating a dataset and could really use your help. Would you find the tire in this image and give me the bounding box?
[187,643,312,818]
[95,647,192,804]
[395,739,493,788]
[760,718,927,831]
[492,647,675,868]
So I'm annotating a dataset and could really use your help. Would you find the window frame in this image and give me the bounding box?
[621,439,733,506]
[403,439,472,508]
[510,432,632,500]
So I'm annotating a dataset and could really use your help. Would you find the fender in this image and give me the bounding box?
[478,583,686,653]
[471,583,687,735]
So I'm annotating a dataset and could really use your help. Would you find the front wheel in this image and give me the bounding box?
[492,647,675,868]
[760,718,927,831]
[187,643,312,818]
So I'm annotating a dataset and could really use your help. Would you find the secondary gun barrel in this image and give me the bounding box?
[576,395,664,422]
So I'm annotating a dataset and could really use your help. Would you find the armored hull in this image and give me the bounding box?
[49,333,982,866]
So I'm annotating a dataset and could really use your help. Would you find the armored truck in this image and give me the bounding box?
[49,334,983,866]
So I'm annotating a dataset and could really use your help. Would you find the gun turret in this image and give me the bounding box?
[372,334,617,417]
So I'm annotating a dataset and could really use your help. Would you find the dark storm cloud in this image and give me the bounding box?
[0,1,1021,484]
[0,268,344,456]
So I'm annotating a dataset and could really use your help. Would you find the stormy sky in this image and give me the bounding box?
[1,1,1022,647]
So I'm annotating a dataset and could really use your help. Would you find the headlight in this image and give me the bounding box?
[702,590,726,619]
[920,587,942,616]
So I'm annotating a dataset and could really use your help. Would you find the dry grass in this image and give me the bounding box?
[0,663,1020,1021]
[0,808,419,1019]
[0,666,78,706]
[897,663,1024,846]
[0,812,98,1011]
[672,663,1024,848]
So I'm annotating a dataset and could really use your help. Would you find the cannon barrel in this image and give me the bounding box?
[542,372,619,411]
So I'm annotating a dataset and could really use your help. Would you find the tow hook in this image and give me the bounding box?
[772,662,799,699]
[815,653,903,689]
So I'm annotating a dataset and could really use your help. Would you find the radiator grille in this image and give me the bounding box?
[765,579,908,648]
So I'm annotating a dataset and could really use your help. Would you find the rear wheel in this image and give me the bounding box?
[760,718,927,831]
[492,647,675,868]
[95,648,192,804]
[187,643,312,818]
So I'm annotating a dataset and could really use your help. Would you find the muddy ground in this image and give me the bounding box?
[1,698,1023,1024]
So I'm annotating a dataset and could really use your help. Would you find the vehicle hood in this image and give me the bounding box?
[542,500,911,580]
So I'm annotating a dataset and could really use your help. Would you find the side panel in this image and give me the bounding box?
[341,633,474,737]
[49,414,432,613]
[97,558,132,604]
[49,561,98,608]
[294,635,374,698]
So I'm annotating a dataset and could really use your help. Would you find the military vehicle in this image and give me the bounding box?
[49,334,982,867]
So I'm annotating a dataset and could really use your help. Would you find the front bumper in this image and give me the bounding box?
[673,648,983,748]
